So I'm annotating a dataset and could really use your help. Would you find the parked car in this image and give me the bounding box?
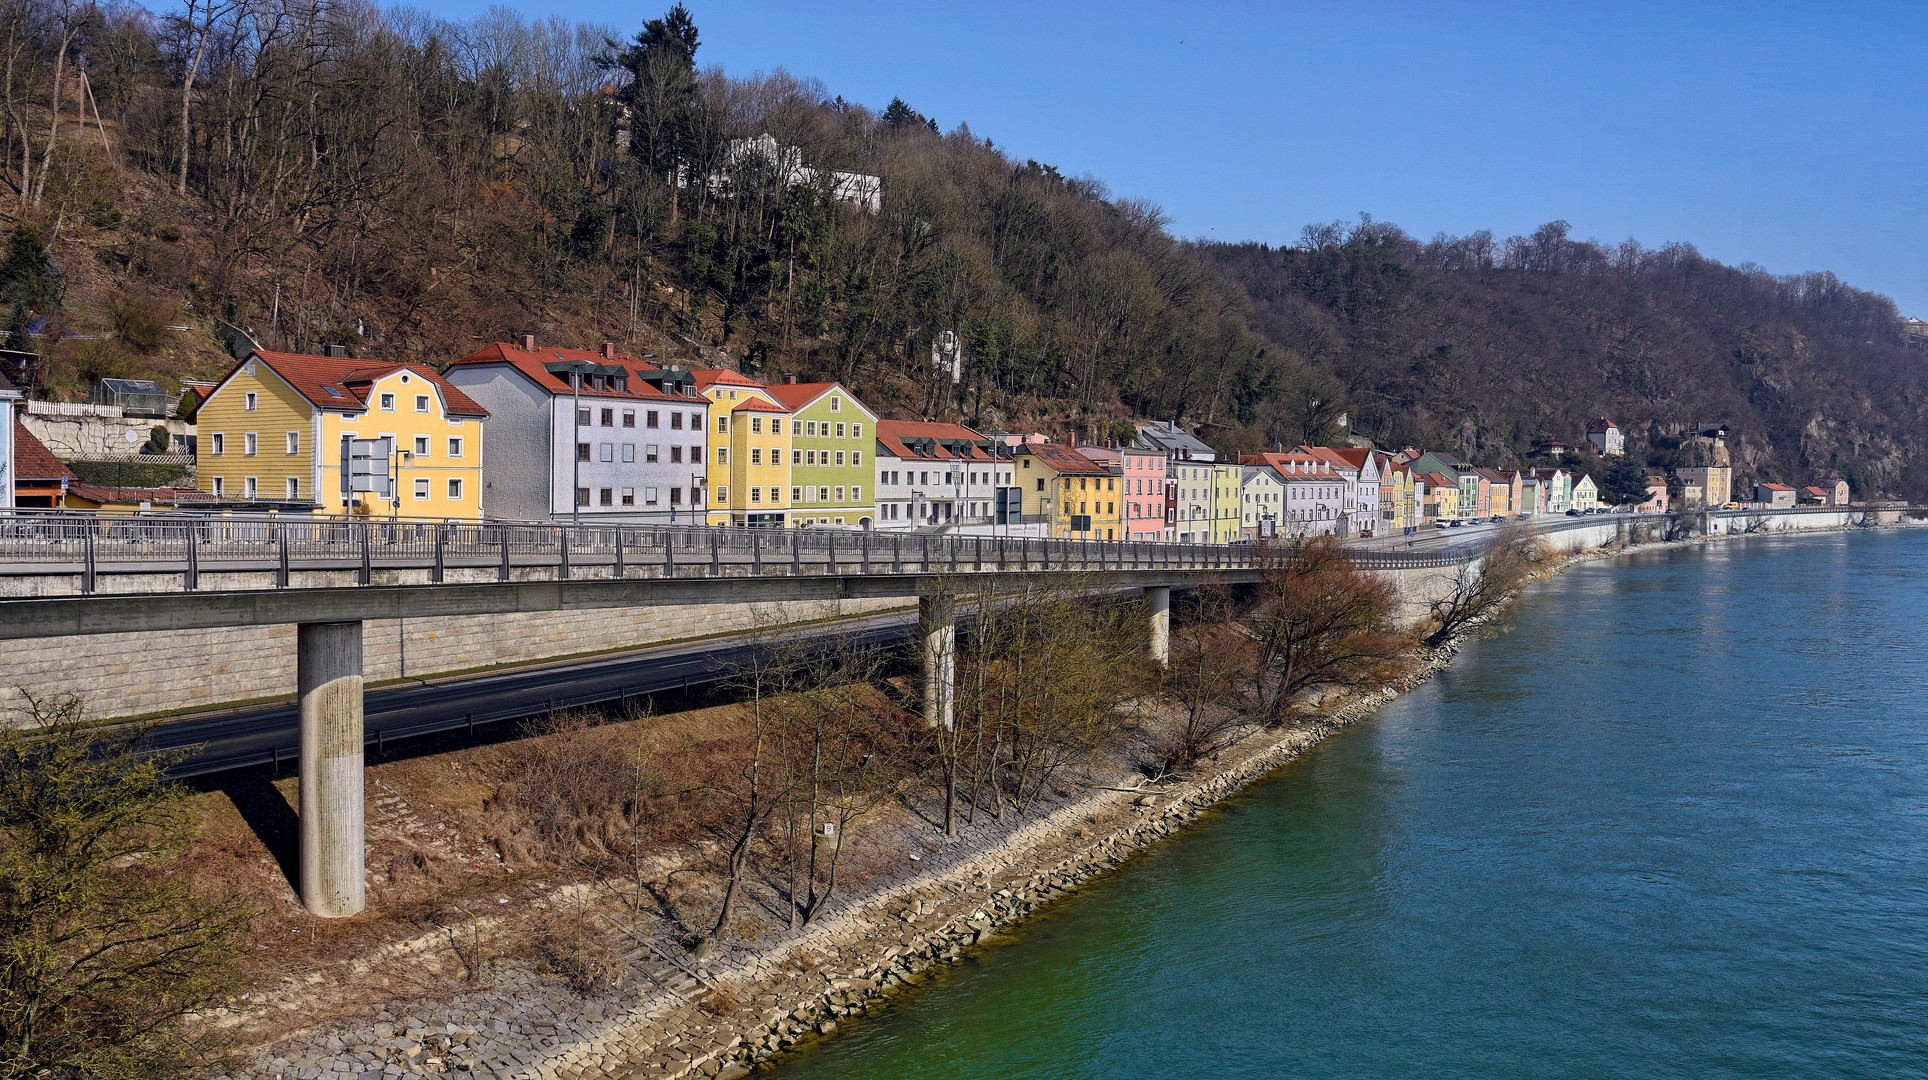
[1565,509,1583,516]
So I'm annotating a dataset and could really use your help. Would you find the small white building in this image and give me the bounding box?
[1241,465,1282,538]
[871,420,1011,529]
[1587,419,1624,457]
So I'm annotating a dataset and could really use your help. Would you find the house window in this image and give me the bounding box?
[243,433,258,456]
[852,423,862,439]
[829,396,840,412]
[852,450,863,467]
[644,487,658,505]
[212,476,224,495]
[717,416,728,434]
[601,408,614,426]
[244,392,257,411]
[792,486,803,502]
[769,488,782,505]
[666,412,677,429]
[806,421,817,437]
[411,478,429,500]
[751,417,762,434]
[416,395,430,413]
[621,487,635,505]
[805,450,816,466]
[835,423,846,438]
[623,410,636,428]
[818,486,830,501]
[448,478,463,500]
[647,410,659,428]
[243,476,257,498]
[793,449,802,465]
[620,444,635,463]
[381,393,396,411]
[600,488,614,506]
[750,487,762,503]
[835,450,846,466]
[211,433,224,455]
[578,443,591,462]
[286,432,299,455]
[576,487,590,506]
[751,448,762,465]
[715,448,728,465]
[1037,478,1045,491]
[286,477,300,498]
[600,443,613,463]
[852,485,862,502]
[578,408,591,425]
[414,435,430,457]
[448,437,463,457]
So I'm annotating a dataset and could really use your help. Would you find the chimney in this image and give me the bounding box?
[600,342,616,360]
[784,372,798,384]
[521,334,537,352]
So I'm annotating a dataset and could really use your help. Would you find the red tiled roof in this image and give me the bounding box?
[66,482,216,506]
[1016,442,1108,476]
[730,395,788,414]
[692,368,764,389]
[448,343,700,405]
[1417,472,1454,488]
[875,420,992,462]
[1238,452,1336,477]
[762,381,873,417]
[12,420,75,482]
[1758,483,1795,491]
[229,351,489,417]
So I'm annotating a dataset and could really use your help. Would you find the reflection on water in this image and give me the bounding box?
[771,531,1928,1080]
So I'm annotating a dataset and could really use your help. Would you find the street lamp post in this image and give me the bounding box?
[570,360,585,525]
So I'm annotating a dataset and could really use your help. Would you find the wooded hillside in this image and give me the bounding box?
[0,0,1337,451]
[1196,219,1928,498]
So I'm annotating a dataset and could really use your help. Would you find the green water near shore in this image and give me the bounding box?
[771,531,1928,1079]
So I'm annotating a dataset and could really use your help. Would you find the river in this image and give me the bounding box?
[769,531,1928,1079]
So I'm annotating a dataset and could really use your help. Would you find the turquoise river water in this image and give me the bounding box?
[770,531,1928,1079]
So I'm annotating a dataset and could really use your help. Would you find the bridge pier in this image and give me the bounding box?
[1146,585,1171,667]
[919,593,956,731]
[298,621,366,918]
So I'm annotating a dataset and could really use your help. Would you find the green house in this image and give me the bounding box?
[766,379,879,527]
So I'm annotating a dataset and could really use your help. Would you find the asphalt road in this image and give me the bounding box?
[151,609,922,778]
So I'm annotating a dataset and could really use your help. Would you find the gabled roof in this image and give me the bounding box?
[729,395,788,414]
[1758,482,1795,491]
[450,342,702,404]
[1416,472,1455,488]
[692,368,765,390]
[1237,452,1338,480]
[13,420,75,482]
[1474,467,1517,484]
[227,351,489,417]
[1589,418,1620,432]
[875,420,992,462]
[1016,442,1108,476]
[761,380,878,420]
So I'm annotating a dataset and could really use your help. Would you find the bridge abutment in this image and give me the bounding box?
[298,620,366,918]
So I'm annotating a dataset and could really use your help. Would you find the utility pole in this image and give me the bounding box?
[571,360,584,525]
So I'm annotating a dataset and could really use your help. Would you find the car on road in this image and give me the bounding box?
[1566,509,1583,516]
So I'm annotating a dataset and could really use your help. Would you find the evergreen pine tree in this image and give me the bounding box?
[0,225,61,312]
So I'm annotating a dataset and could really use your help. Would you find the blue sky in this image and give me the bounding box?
[427,0,1928,315]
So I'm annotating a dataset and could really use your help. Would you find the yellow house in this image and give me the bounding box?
[1016,442,1122,539]
[196,349,489,519]
[695,369,795,526]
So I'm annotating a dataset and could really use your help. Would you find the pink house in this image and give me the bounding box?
[1078,443,1168,540]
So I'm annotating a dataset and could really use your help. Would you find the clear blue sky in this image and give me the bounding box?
[424,0,1928,315]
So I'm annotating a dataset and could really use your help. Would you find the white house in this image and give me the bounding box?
[1587,419,1624,456]
[1241,465,1282,538]
[871,420,1012,530]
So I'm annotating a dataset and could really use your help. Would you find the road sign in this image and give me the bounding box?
[349,437,392,497]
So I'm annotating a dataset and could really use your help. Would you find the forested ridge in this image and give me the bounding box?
[1197,220,1928,498]
[3,0,1923,496]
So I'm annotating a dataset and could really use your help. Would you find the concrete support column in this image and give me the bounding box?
[1146,585,1171,667]
[920,593,956,731]
[298,621,366,918]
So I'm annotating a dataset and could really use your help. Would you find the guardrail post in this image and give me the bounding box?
[975,536,984,572]
[614,527,625,579]
[499,526,511,582]
[431,524,445,584]
[997,535,1007,571]
[663,529,676,578]
[184,523,199,590]
[922,536,932,573]
[752,532,762,575]
[860,534,870,574]
[893,534,903,573]
[558,527,571,580]
[826,533,837,575]
[279,529,291,588]
[792,532,802,575]
[948,536,957,572]
[709,531,720,576]
[81,528,95,595]
[358,524,372,585]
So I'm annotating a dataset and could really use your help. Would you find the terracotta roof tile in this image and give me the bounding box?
[12,420,74,482]
[874,420,992,462]
[230,351,490,417]
[448,343,701,405]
